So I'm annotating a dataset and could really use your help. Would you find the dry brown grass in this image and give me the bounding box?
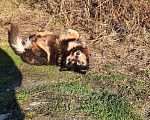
[28,0,150,35]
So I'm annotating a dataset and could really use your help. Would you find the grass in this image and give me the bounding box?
[0,0,150,119]
[16,82,142,119]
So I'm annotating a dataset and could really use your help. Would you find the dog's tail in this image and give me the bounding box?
[9,22,25,55]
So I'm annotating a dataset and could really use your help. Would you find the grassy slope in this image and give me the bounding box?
[0,0,149,120]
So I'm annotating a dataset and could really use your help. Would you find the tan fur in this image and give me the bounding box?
[66,51,87,66]
[67,42,82,51]
[66,54,74,64]
[34,29,89,71]
[32,42,40,54]
[36,30,53,37]
[77,53,87,66]
[35,29,80,62]
[59,29,79,41]
[34,37,50,62]
[34,30,53,62]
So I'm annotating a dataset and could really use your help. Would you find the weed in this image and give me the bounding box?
[16,93,31,104]
[105,64,113,69]
[26,110,36,117]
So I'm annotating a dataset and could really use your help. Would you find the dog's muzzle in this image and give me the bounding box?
[74,50,81,56]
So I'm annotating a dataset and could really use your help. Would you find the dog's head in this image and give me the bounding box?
[59,29,89,74]
[60,45,89,74]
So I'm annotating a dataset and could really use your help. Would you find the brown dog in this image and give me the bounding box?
[9,22,89,74]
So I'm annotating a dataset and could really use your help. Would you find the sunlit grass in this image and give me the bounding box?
[16,81,142,119]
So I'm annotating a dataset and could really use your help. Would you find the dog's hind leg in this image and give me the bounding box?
[35,37,50,63]
[59,29,79,41]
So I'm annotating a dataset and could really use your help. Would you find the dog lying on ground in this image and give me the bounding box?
[8,22,89,74]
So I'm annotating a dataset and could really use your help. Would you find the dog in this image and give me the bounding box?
[8,22,89,74]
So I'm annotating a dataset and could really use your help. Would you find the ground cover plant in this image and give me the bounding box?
[0,0,149,119]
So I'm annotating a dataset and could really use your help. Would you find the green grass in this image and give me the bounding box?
[105,64,114,69]
[16,82,142,119]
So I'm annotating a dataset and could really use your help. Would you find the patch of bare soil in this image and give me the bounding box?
[89,33,150,81]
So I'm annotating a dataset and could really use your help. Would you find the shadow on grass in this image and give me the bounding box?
[0,48,24,120]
